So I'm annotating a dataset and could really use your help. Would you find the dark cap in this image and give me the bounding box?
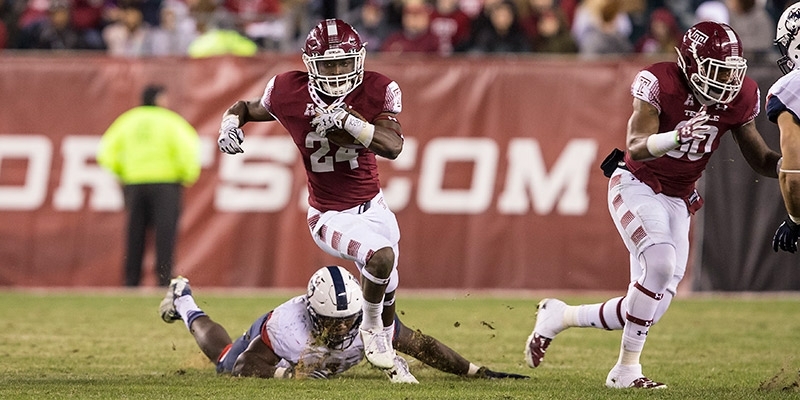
[142,85,165,106]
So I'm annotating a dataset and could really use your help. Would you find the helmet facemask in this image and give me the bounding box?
[302,48,366,97]
[307,305,363,350]
[305,265,364,350]
[691,52,746,104]
[677,46,747,105]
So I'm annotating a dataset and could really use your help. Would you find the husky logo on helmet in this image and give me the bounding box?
[302,19,366,97]
[676,21,747,105]
[776,3,800,75]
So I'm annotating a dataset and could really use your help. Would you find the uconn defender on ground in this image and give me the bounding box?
[770,3,800,253]
[217,19,405,370]
[159,266,527,382]
[525,21,781,389]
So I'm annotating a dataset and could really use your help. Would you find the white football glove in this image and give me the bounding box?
[677,106,711,144]
[311,106,349,137]
[218,115,244,154]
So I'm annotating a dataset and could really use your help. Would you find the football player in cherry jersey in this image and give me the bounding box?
[524,21,782,389]
[769,3,800,254]
[217,19,406,371]
[158,266,528,382]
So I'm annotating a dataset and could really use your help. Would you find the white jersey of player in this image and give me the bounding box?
[266,295,364,375]
[767,69,800,121]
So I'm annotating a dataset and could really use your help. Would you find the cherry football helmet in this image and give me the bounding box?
[775,2,800,75]
[306,265,363,349]
[302,19,366,97]
[676,21,747,105]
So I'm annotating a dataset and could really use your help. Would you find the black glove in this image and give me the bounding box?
[475,366,529,380]
[773,217,800,253]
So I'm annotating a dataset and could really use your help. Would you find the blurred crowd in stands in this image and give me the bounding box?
[0,0,790,58]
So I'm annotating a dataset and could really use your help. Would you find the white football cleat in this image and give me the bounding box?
[383,355,419,384]
[605,364,666,389]
[360,328,395,369]
[159,276,191,323]
[524,298,567,368]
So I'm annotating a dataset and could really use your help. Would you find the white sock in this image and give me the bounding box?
[174,295,203,331]
[618,283,660,363]
[618,346,642,366]
[382,322,395,341]
[575,296,625,330]
[361,300,383,331]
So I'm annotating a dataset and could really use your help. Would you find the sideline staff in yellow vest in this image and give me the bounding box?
[98,85,200,287]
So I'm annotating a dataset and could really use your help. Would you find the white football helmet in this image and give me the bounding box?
[302,19,366,97]
[306,265,363,349]
[776,2,800,75]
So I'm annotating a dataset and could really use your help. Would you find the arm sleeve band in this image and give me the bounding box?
[221,114,239,130]
[645,130,679,158]
[343,115,375,147]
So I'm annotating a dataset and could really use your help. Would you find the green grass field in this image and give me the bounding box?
[1,289,799,399]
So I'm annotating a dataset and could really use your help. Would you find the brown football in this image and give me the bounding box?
[325,129,364,149]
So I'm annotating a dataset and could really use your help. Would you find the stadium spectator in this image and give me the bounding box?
[0,0,22,49]
[634,7,681,55]
[525,21,781,388]
[17,0,51,31]
[158,266,529,381]
[556,0,578,27]
[429,0,472,54]
[693,0,729,24]
[102,1,152,56]
[664,0,699,30]
[69,0,105,48]
[183,0,257,57]
[380,0,439,54]
[457,0,484,19]
[522,0,578,53]
[0,18,7,49]
[469,0,530,53]
[725,0,776,57]
[519,0,576,42]
[18,0,103,49]
[187,25,258,57]
[349,0,392,52]
[466,0,502,46]
[571,0,633,55]
[148,0,197,55]
[222,0,288,50]
[97,85,200,287]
